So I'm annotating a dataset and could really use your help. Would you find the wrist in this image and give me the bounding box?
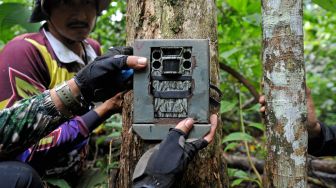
[52,80,91,117]
[94,102,119,119]
[94,103,111,117]
[308,122,322,138]
[50,88,72,117]
[67,79,81,97]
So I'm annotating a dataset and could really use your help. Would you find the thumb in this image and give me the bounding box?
[126,56,148,70]
[175,118,194,135]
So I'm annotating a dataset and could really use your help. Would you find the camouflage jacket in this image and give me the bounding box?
[0,92,65,160]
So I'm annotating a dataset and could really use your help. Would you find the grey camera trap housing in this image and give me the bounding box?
[132,39,211,140]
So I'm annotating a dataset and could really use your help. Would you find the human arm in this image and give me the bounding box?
[22,46,131,158]
[0,91,65,159]
[132,114,218,188]
[0,56,147,159]
[305,89,336,156]
[16,93,124,162]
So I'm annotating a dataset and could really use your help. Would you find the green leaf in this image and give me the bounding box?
[234,169,249,178]
[231,179,244,187]
[96,136,107,146]
[246,1,261,14]
[45,178,71,188]
[228,168,238,176]
[224,142,239,152]
[220,47,241,60]
[312,0,336,12]
[105,122,122,129]
[220,100,237,113]
[0,3,40,42]
[222,132,254,143]
[108,131,121,138]
[245,103,259,112]
[107,161,119,169]
[226,0,248,14]
[248,122,265,131]
[242,13,261,26]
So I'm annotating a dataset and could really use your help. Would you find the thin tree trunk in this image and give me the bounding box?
[116,0,228,187]
[261,0,307,187]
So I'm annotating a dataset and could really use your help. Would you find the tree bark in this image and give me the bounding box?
[116,0,228,187]
[261,0,307,187]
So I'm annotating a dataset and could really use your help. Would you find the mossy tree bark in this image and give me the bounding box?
[261,0,307,187]
[116,0,228,187]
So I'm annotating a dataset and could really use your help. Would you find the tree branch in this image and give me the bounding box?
[219,62,260,103]
[224,153,336,175]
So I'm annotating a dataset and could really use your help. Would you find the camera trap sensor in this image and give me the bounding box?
[132,39,211,140]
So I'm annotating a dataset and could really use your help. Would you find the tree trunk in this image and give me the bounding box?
[261,0,307,187]
[116,0,228,187]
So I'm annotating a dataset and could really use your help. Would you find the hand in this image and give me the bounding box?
[259,89,321,138]
[94,92,124,118]
[132,114,218,188]
[306,88,321,138]
[74,55,147,103]
[175,114,218,143]
[258,95,266,114]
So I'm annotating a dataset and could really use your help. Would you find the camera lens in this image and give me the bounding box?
[152,61,161,69]
[183,61,192,69]
[183,51,191,59]
[153,51,161,59]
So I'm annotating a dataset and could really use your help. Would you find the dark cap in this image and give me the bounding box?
[29,0,48,23]
[29,0,112,23]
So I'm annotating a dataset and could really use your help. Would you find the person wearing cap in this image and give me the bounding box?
[0,0,133,185]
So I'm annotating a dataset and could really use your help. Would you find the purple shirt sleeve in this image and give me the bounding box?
[17,111,102,162]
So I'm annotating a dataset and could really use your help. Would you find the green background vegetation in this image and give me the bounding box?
[0,0,335,187]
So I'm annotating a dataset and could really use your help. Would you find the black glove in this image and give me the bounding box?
[105,46,133,57]
[132,129,208,188]
[74,47,133,103]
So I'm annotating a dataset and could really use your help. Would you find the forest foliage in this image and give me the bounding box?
[0,0,335,187]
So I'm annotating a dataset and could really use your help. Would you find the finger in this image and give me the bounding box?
[113,92,124,107]
[105,92,123,105]
[126,56,148,70]
[204,114,218,143]
[118,99,123,107]
[305,87,318,127]
[112,92,123,99]
[259,95,265,104]
[103,92,121,103]
[259,106,266,113]
[175,118,194,134]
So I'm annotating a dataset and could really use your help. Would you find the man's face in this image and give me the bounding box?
[48,0,97,42]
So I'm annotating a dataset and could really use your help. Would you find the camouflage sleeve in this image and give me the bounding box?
[0,91,66,159]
